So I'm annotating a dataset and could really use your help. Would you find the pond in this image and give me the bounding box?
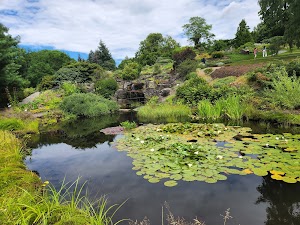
[25,114,300,225]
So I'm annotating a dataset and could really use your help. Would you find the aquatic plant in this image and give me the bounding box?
[120,121,137,130]
[117,123,300,187]
[137,103,192,123]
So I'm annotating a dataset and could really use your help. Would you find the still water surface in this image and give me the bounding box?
[25,115,300,225]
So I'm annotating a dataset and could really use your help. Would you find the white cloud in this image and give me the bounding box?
[0,0,260,59]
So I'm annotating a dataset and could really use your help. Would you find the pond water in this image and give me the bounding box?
[25,114,300,225]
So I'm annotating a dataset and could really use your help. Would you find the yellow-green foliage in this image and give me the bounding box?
[0,131,41,224]
[23,90,63,112]
[0,118,39,134]
[138,103,192,123]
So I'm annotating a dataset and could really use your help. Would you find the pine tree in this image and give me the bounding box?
[234,19,253,47]
[88,40,116,71]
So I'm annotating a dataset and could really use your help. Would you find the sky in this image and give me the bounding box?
[0,0,261,62]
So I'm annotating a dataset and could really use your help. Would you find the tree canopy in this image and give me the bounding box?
[234,19,253,47]
[0,24,28,92]
[182,17,214,48]
[135,33,179,66]
[88,40,116,71]
[258,0,300,47]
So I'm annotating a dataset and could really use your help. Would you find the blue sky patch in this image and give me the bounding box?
[0,9,18,16]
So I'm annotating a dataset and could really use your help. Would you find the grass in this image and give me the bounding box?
[0,130,125,225]
[197,96,246,121]
[227,50,300,66]
[138,103,192,123]
[0,117,39,134]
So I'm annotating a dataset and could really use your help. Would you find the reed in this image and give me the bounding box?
[197,95,245,121]
[138,103,192,123]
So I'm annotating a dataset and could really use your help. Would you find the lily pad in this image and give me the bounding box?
[164,180,178,187]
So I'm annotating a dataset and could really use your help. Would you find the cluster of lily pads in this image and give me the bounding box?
[116,123,300,187]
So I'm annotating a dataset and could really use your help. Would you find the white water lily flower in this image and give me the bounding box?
[239,156,243,159]
[188,163,193,167]
[150,148,155,152]
[194,151,199,155]
[217,130,221,134]
[136,137,140,141]
[156,129,162,131]
[265,143,269,147]
[216,155,223,159]
[275,137,279,140]
[140,140,144,144]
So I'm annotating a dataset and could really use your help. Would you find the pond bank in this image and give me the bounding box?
[0,130,123,224]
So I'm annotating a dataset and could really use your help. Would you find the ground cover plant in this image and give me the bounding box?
[117,123,300,187]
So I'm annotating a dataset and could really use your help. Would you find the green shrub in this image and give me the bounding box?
[172,47,196,67]
[153,63,162,75]
[212,76,236,88]
[61,82,79,96]
[60,93,119,117]
[211,51,224,58]
[286,59,300,77]
[177,59,199,78]
[37,75,56,91]
[176,77,212,106]
[95,77,118,98]
[264,67,300,109]
[23,88,36,98]
[121,62,140,80]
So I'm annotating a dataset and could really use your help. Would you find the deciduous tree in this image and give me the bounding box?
[182,17,214,48]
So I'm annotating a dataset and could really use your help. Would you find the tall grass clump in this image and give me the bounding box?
[220,95,246,120]
[197,99,222,121]
[197,95,245,121]
[60,93,119,117]
[15,179,126,225]
[0,118,24,131]
[0,118,39,134]
[138,103,192,123]
[0,131,41,224]
[264,67,300,109]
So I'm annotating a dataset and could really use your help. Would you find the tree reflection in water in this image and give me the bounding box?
[256,175,300,225]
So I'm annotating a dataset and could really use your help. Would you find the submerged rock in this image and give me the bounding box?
[100,126,124,135]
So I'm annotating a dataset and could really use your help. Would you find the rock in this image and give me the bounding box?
[148,81,156,89]
[115,89,127,99]
[21,92,41,104]
[161,88,171,97]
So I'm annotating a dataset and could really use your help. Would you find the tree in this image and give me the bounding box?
[135,33,179,66]
[55,62,105,84]
[234,19,253,47]
[258,0,300,48]
[25,50,73,87]
[0,23,28,94]
[88,40,116,71]
[258,0,288,38]
[182,17,214,48]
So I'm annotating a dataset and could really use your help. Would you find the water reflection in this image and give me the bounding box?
[256,175,300,225]
[25,117,300,224]
[28,113,137,149]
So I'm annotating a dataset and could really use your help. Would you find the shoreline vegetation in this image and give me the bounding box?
[0,130,126,225]
[1,7,300,223]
